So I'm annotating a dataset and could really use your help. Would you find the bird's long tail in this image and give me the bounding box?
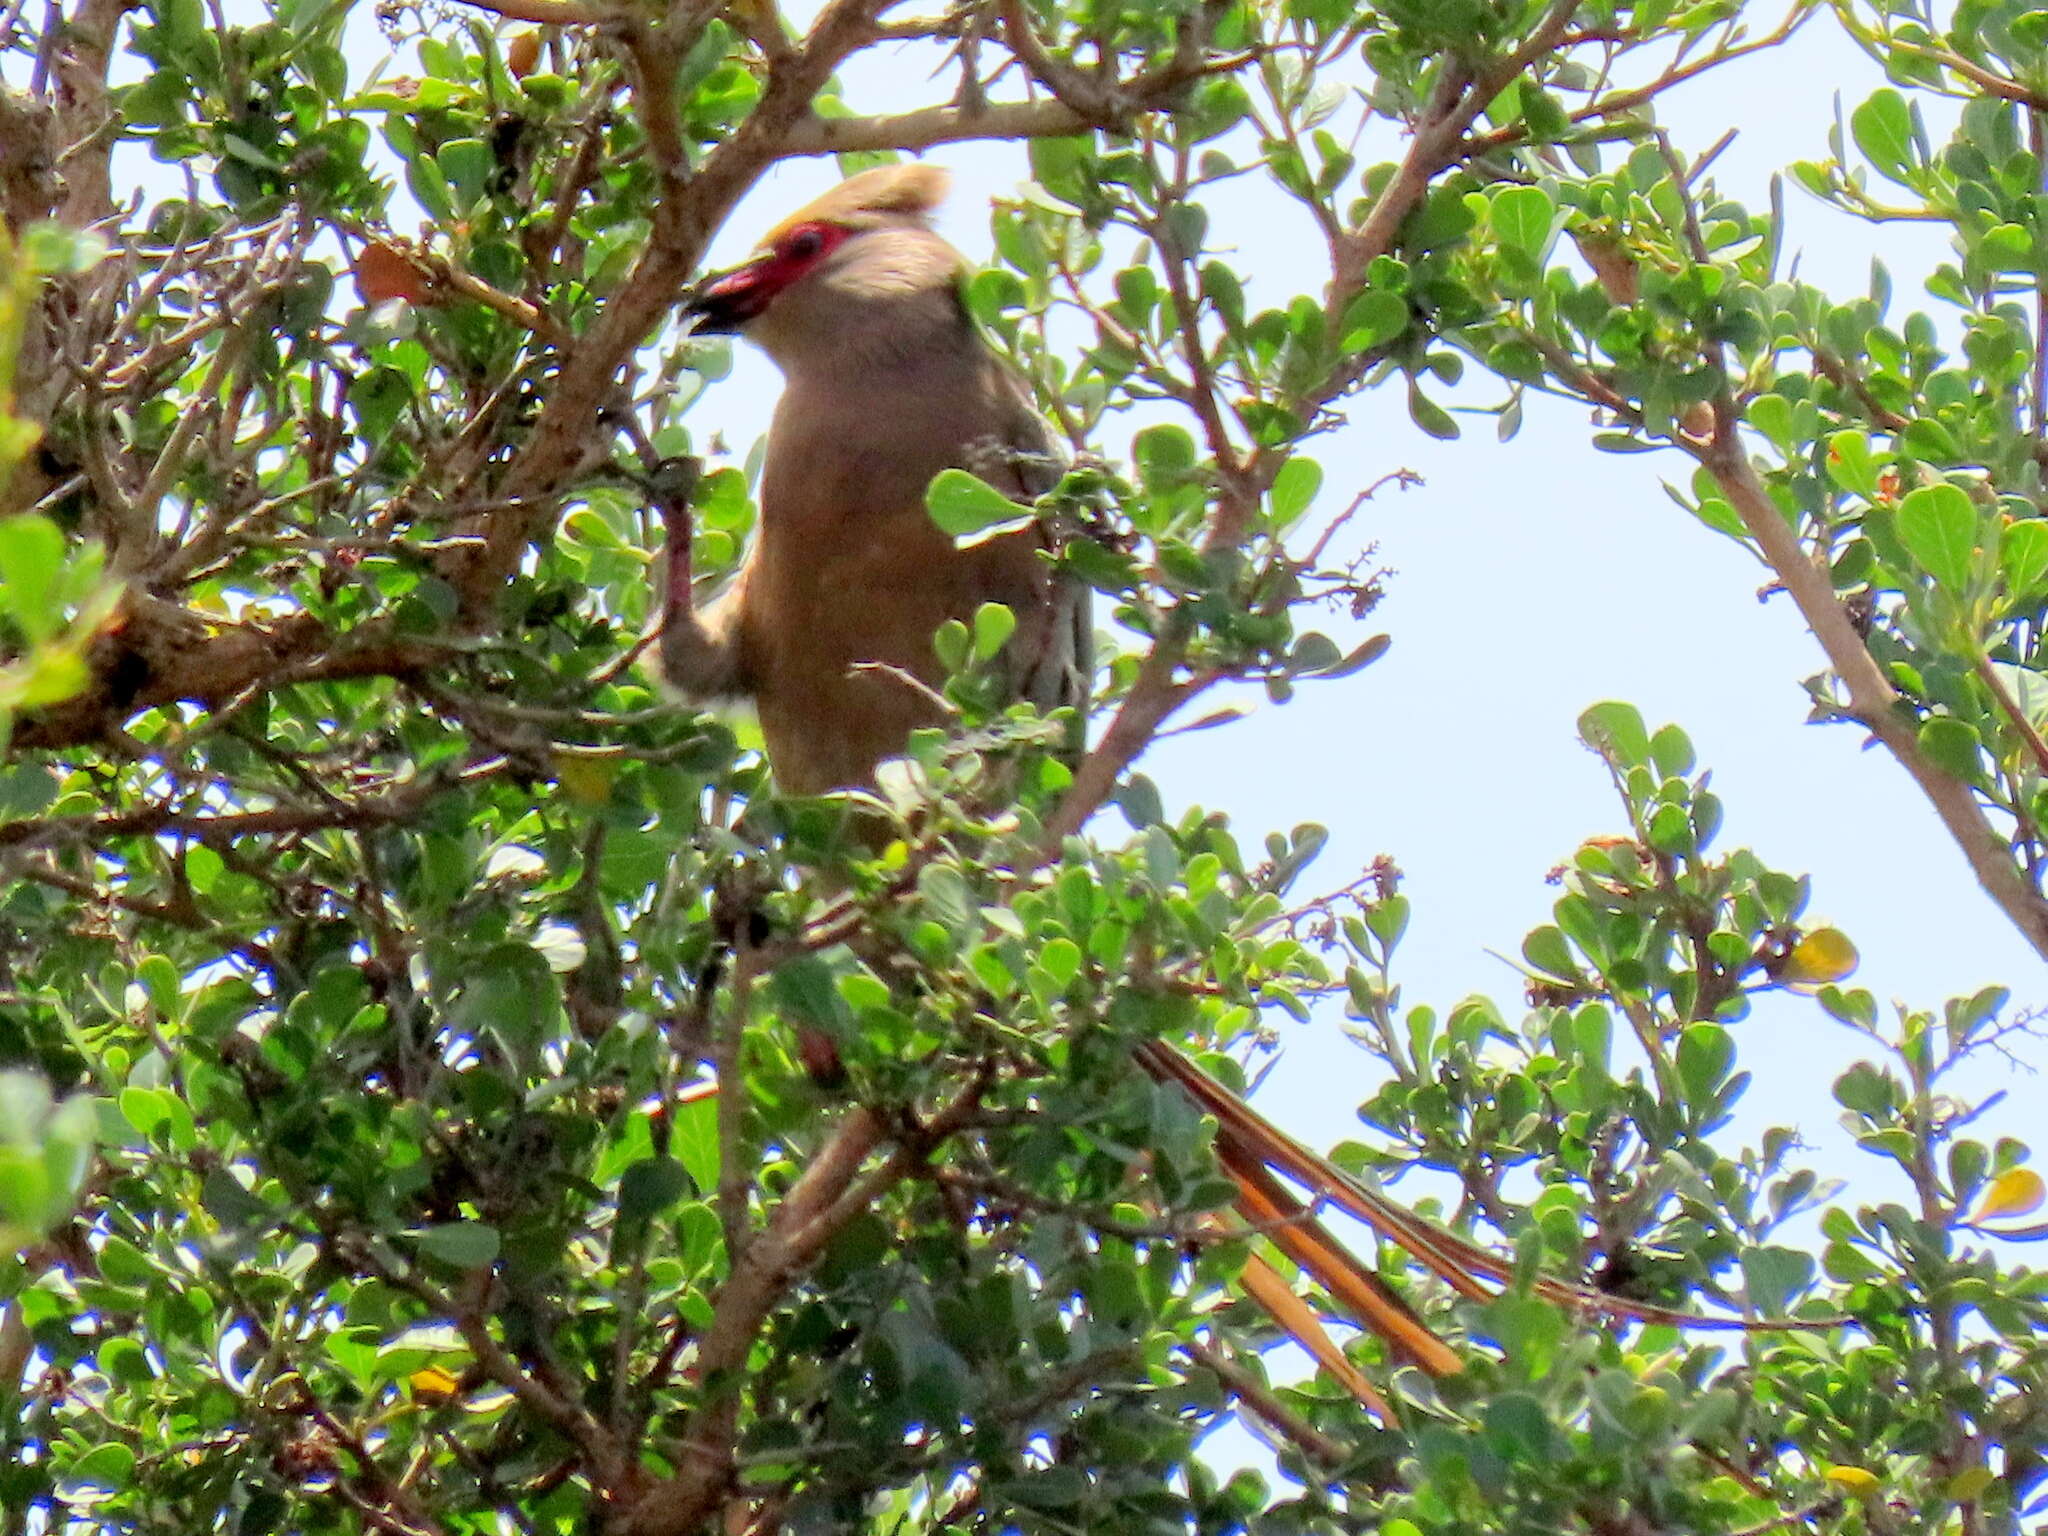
[677,1039,1789,1423]
[1133,1039,1812,1416]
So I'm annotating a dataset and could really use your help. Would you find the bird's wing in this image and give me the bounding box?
[969,370,1092,722]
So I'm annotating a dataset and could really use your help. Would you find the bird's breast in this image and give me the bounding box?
[730,362,1056,792]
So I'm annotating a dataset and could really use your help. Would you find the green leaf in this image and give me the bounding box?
[1825,430,1880,498]
[435,137,493,208]
[1834,1061,1897,1117]
[1491,185,1555,260]
[1269,457,1321,529]
[1406,380,1458,439]
[1740,1245,1815,1316]
[1134,423,1198,485]
[405,152,455,223]
[1366,894,1409,950]
[1748,393,1794,453]
[1896,483,1978,591]
[671,1093,719,1197]
[1486,1293,1565,1375]
[69,1442,137,1489]
[1407,182,1477,250]
[1677,1023,1734,1102]
[1578,701,1650,767]
[926,469,1030,540]
[1977,221,2031,272]
[1649,723,1695,778]
[1036,936,1082,991]
[185,842,224,894]
[1523,925,1576,981]
[200,1167,276,1230]
[1593,431,1657,453]
[1117,773,1164,828]
[1289,632,1341,675]
[2001,519,2048,593]
[1006,1465,1090,1508]
[1851,88,1916,181]
[769,953,851,1033]
[118,1085,173,1139]
[20,222,108,276]
[1340,290,1408,351]
[1483,1391,1562,1461]
[1318,633,1389,679]
[1917,717,1984,783]
[971,601,1016,662]
[0,763,56,821]
[619,1156,691,1228]
[1202,260,1245,326]
[0,514,66,643]
[1646,802,1691,855]
[416,1221,501,1270]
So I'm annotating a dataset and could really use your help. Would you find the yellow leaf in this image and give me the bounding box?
[1776,927,1859,987]
[1968,1166,2045,1225]
[505,29,542,78]
[1824,1465,1881,1497]
[555,755,617,806]
[409,1365,461,1403]
[1946,1465,1996,1501]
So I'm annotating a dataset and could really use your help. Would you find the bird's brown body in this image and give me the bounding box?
[661,164,1083,794]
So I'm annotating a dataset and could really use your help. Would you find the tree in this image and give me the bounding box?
[1,0,2044,1530]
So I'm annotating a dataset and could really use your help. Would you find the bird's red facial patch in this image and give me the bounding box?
[767,219,851,272]
[685,221,852,332]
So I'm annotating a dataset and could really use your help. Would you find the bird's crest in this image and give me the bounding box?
[759,163,951,246]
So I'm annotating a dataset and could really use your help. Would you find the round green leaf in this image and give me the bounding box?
[1491,185,1555,260]
[926,469,1030,539]
[1578,701,1651,767]
[1896,483,1978,591]
[416,1221,501,1270]
[1340,290,1408,352]
[1917,716,1984,783]
[1851,88,1916,180]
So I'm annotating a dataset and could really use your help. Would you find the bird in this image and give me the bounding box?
[654,165,1710,1418]
[658,161,1087,797]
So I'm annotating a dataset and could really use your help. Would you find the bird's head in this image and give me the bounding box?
[684,163,967,370]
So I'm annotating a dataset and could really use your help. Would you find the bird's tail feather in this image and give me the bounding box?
[676,1036,1793,1427]
[1230,1247,1397,1421]
[1137,1038,1818,1360]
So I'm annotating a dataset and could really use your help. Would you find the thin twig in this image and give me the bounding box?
[1184,1341,1349,1471]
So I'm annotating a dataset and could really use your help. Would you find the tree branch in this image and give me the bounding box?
[452,0,900,619]
[1183,1341,1349,1472]
[776,98,1106,155]
[9,603,441,752]
[0,755,505,852]
[617,1107,889,1536]
[618,1074,991,1536]
[1694,424,2048,959]
[447,0,605,24]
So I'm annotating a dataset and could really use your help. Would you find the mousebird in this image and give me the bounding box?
[655,165,1703,1410]
[659,161,1086,796]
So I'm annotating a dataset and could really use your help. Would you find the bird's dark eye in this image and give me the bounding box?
[786,227,825,259]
